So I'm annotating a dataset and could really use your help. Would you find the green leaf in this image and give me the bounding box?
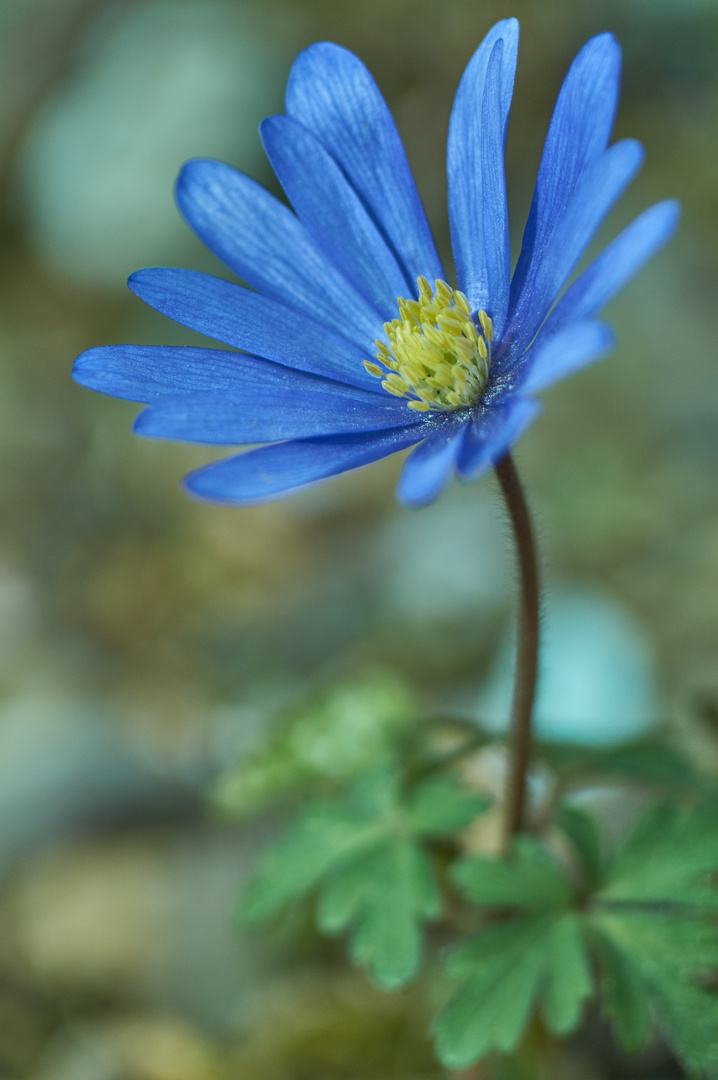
[540,739,699,790]
[213,671,415,816]
[594,910,718,1074]
[242,766,475,987]
[347,840,440,988]
[598,803,718,908]
[434,917,553,1068]
[406,772,488,834]
[586,801,718,1071]
[315,848,374,934]
[451,836,574,911]
[435,907,594,1069]
[540,913,593,1035]
[242,801,381,924]
[557,803,603,887]
[591,925,651,1052]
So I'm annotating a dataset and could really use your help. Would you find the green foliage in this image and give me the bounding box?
[540,737,701,791]
[242,767,487,988]
[541,912,594,1034]
[434,913,593,1068]
[596,801,718,907]
[557,803,603,888]
[451,837,575,911]
[592,929,651,1052]
[212,671,416,816]
[435,801,718,1073]
[231,679,718,1076]
[590,802,718,1074]
[591,912,718,1071]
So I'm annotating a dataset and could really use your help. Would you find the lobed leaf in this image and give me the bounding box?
[591,924,651,1052]
[347,840,440,988]
[213,671,415,816]
[242,801,380,923]
[598,803,718,908]
[406,772,489,835]
[541,913,593,1035]
[242,765,483,987]
[593,910,718,1074]
[435,917,552,1068]
[435,912,591,1068]
[451,836,574,911]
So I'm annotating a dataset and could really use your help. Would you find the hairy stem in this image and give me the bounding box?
[494,453,540,847]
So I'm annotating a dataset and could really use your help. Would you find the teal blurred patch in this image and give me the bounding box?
[477,587,659,745]
[18,0,291,287]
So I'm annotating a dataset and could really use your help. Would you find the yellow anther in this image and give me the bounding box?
[479,310,493,342]
[454,289,471,314]
[424,324,445,347]
[382,380,408,398]
[398,297,419,324]
[437,314,464,336]
[418,275,433,302]
[374,276,493,413]
[435,279,453,304]
[453,339,474,363]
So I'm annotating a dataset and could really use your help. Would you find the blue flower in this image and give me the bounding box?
[73,19,679,508]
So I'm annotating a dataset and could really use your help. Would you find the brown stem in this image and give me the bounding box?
[494,453,540,847]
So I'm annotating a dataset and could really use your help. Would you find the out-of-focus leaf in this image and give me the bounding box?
[591,925,651,1052]
[540,738,700,789]
[558,803,603,887]
[213,671,416,815]
[597,803,718,907]
[242,801,380,924]
[451,836,575,911]
[406,772,489,834]
[435,918,551,1068]
[586,801,718,1071]
[541,913,593,1034]
[345,841,439,988]
[242,766,486,988]
[435,913,592,1068]
[593,911,718,1074]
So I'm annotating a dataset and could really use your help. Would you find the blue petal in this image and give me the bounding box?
[447,19,518,335]
[175,159,383,349]
[500,139,644,362]
[73,345,287,403]
[396,416,468,508]
[284,42,443,288]
[457,396,541,481]
[184,425,425,505]
[505,33,622,348]
[518,320,615,395]
[536,200,681,341]
[134,381,414,444]
[261,116,410,319]
[128,268,382,392]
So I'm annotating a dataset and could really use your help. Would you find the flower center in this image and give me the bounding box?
[363,276,493,412]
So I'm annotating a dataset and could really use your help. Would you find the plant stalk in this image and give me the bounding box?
[494,453,540,847]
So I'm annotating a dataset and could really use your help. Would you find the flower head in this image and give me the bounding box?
[73,20,679,507]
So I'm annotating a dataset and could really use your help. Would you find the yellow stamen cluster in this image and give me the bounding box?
[364,276,493,413]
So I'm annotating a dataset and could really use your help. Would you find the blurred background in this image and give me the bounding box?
[0,0,717,1076]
